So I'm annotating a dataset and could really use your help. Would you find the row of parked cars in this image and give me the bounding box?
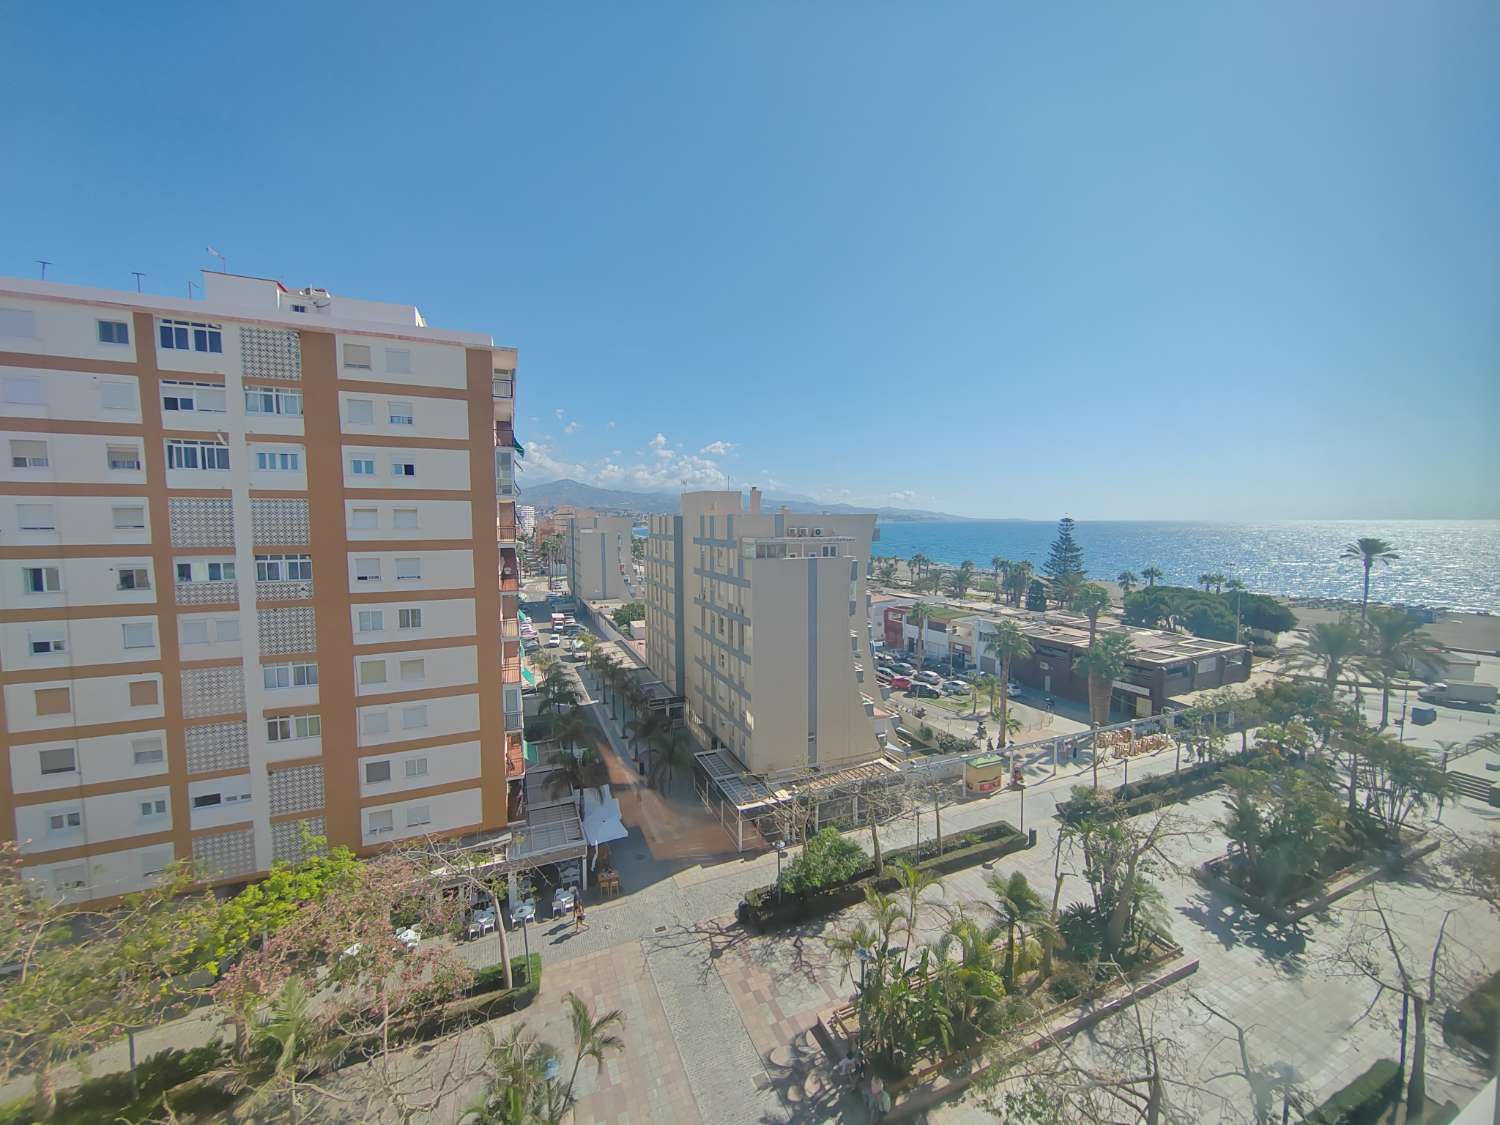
[873,651,1022,699]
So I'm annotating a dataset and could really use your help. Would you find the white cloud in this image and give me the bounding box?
[699,440,735,456]
[524,436,728,492]
[554,408,566,420]
[563,421,579,434]
[648,433,668,450]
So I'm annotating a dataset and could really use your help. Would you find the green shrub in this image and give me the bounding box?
[611,602,645,629]
[1252,643,1278,659]
[1444,967,1500,1059]
[471,953,542,999]
[1303,1058,1401,1124]
[1046,959,1096,1002]
[0,1043,230,1125]
[781,828,867,896]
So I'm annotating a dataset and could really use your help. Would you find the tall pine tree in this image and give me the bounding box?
[1043,516,1085,584]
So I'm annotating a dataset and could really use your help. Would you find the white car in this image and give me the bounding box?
[914,670,943,687]
[546,634,561,648]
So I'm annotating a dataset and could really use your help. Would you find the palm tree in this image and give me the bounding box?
[1069,582,1111,645]
[983,620,1034,743]
[229,978,332,1123]
[893,861,945,962]
[991,556,1010,604]
[1342,537,1399,622]
[1004,561,1033,607]
[1299,619,1365,691]
[974,673,1000,718]
[1142,565,1163,588]
[466,1024,569,1124]
[1198,572,1216,593]
[986,871,1049,991]
[906,602,933,668]
[563,992,626,1107]
[622,705,663,764]
[648,727,695,793]
[1362,606,1439,728]
[909,552,930,586]
[1073,632,1135,786]
[1117,570,1139,597]
[1051,571,1085,610]
[949,559,977,601]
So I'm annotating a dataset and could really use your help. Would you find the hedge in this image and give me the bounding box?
[1443,967,1500,1060]
[740,821,1030,930]
[0,1044,230,1125]
[1302,1058,1401,1124]
[1056,759,1231,824]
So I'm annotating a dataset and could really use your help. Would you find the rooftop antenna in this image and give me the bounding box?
[187,279,199,299]
[205,246,227,273]
[131,272,145,293]
[36,260,51,280]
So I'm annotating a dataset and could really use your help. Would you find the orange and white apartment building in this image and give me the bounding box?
[0,271,526,903]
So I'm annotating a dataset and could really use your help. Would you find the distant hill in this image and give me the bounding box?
[520,478,962,521]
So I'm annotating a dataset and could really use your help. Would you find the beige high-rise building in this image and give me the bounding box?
[562,509,632,601]
[0,271,526,903]
[646,488,883,775]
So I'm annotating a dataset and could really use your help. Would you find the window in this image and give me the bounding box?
[351,508,378,529]
[117,567,151,591]
[98,319,130,345]
[343,343,372,370]
[10,439,49,468]
[255,554,311,581]
[398,608,423,630]
[290,303,307,314]
[158,319,222,352]
[361,709,390,735]
[215,618,240,642]
[401,707,428,733]
[395,558,421,580]
[346,398,375,424]
[181,620,210,645]
[100,382,135,410]
[166,439,230,471]
[113,505,146,530]
[39,747,76,776]
[121,622,155,649]
[245,386,302,415]
[406,804,431,828]
[0,308,38,337]
[267,714,321,741]
[393,508,418,529]
[354,558,381,582]
[4,376,42,404]
[388,401,413,425]
[492,369,514,398]
[36,687,71,714]
[359,659,388,685]
[385,348,411,374]
[140,798,168,818]
[24,566,61,593]
[49,810,82,832]
[350,457,375,476]
[364,760,392,783]
[18,504,55,531]
[255,450,300,471]
[264,662,317,689]
[367,809,395,835]
[28,633,65,655]
[132,738,165,765]
[177,559,235,582]
[391,461,416,478]
[357,610,384,633]
[192,793,221,809]
[108,445,142,471]
[399,658,425,683]
[128,680,158,706]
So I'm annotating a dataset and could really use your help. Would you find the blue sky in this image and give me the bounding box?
[4,3,1497,519]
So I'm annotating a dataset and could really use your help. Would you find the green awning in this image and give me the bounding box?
[513,440,526,459]
[522,665,536,686]
[523,739,538,763]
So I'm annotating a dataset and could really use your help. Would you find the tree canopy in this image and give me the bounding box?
[1042,516,1085,586]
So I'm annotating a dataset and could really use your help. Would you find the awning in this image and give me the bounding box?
[513,440,526,459]
[523,739,538,763]
[522,665,536,686]
[1112,680,1151,697]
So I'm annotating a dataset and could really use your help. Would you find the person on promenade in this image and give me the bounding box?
[574,897,589,932]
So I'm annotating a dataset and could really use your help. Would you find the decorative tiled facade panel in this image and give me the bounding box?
[168,497,235,548]
[192,829,257,879]
[255,579,313,603]
[251,499,309,546]
[240,326,302,380]
[258,606,317,656]
[180,665,246,719]
[268,764,324,815]
[176,581,239,607]
[271,817,327,865]
[185,720,250,774]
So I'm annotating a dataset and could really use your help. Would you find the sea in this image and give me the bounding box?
[872,520,1500,614]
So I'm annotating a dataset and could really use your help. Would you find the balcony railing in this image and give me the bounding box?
[494,420,516,447]
[501,617,520,640]
[256,579,313,602]
[176,580,239,607]
[501,652,521,683]
[505,731,526,778]
[499,547,520,593]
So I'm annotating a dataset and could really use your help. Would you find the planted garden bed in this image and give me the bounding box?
[739,821,1030,931]
[1056,758,1231,824]
[1301,1058,1402,1125]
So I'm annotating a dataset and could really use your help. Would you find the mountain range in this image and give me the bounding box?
[518,478,962,521]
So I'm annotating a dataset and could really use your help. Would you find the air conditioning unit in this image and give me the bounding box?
[814,528,823,536]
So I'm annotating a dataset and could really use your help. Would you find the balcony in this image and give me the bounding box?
[176,580,239,607]
[505,731,526,779]
[496,504,517,545]
[494,420,515,448]
[499,547,520,593]
[501,616,520,641]
[501,650,521,684]
[256,579,313,602]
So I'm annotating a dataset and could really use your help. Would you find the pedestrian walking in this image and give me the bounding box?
[574,897,589,932]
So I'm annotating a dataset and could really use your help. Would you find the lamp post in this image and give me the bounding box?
[774,840,786,899]
[854,945,872,1059]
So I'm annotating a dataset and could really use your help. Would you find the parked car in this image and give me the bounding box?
[546,634,561,648]
[1007,681,1024,695]
[914,670,943,686]
[942,680,968,696]
[909,683,941,699]
[891,662,916,676]
[888,675,912,690]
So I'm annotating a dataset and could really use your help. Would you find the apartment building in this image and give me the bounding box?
[0,271,526,904]
[516,504,537,539]
[562,509,632,601]
[647,488,884,776]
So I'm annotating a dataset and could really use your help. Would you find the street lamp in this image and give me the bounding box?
[774,840,787,899]
[854,944,873,1058]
